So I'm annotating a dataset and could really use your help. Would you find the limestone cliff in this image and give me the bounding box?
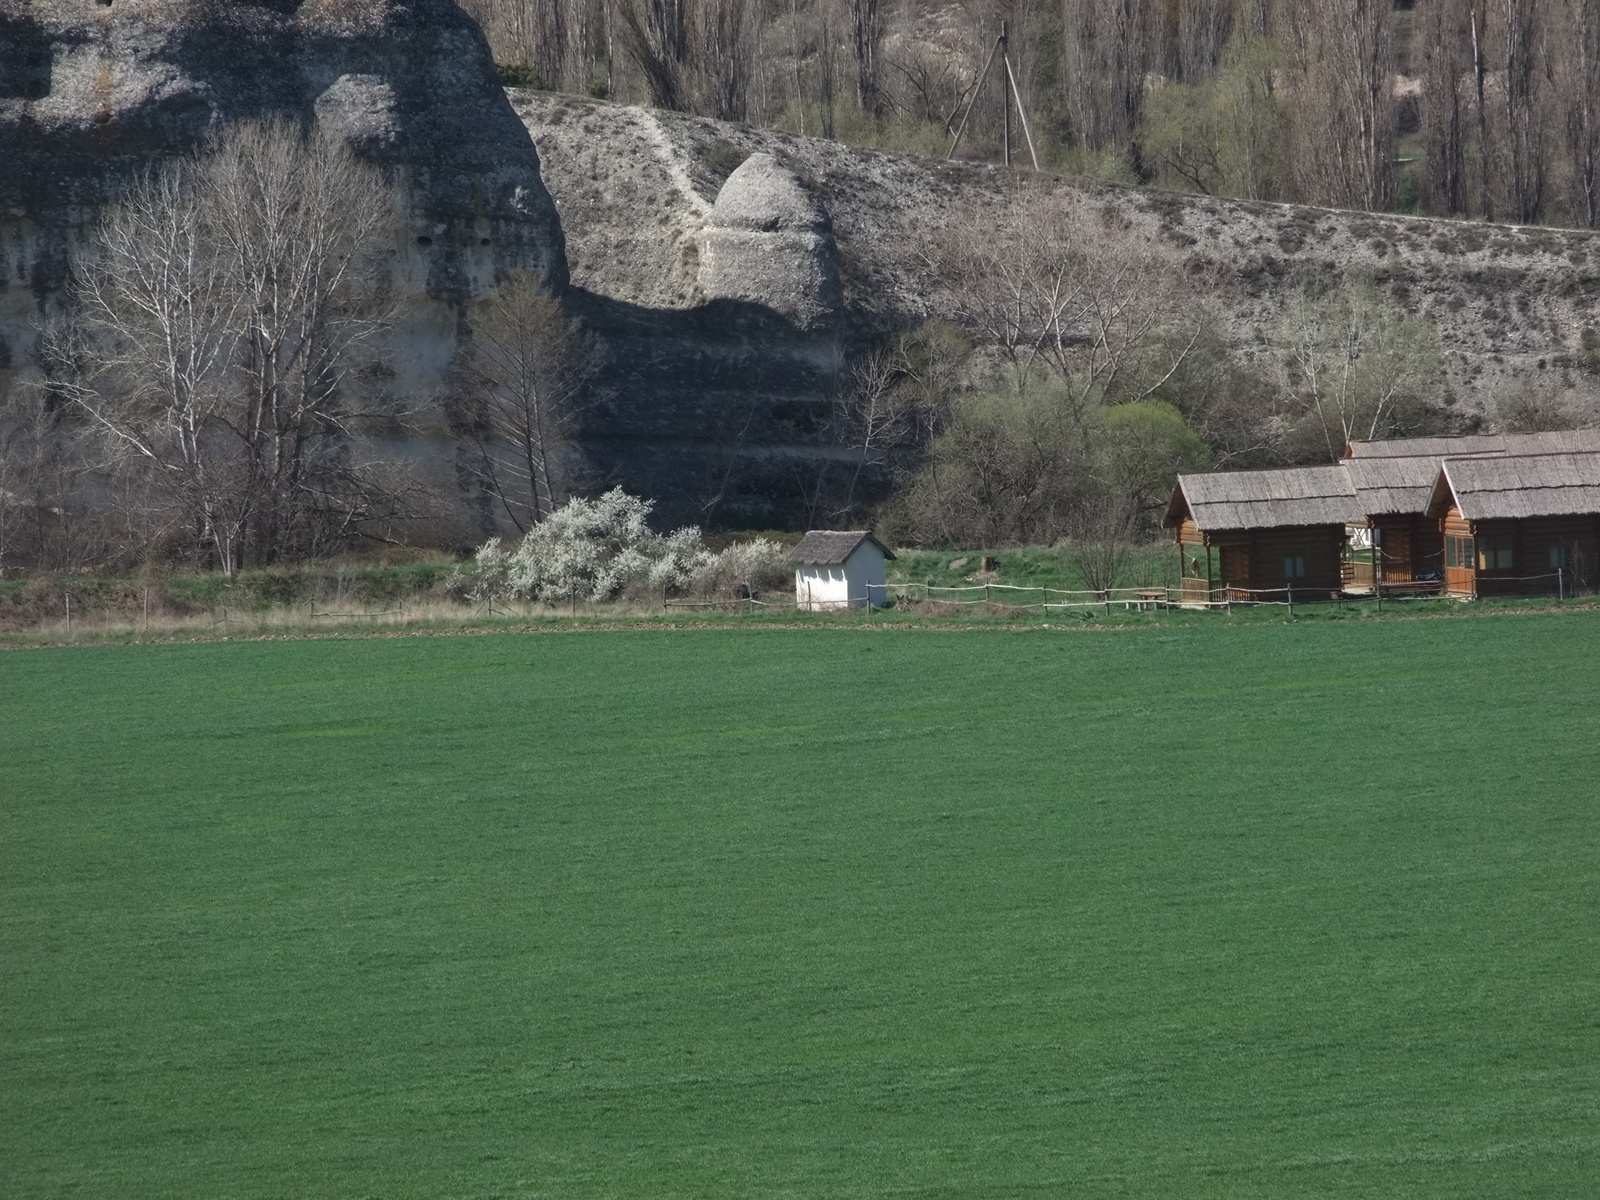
[0,0,564,441]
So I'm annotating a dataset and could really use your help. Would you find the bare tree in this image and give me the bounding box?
[619,0,753,117]
[849,0,883,116]
[1277,280,1445,461]
[456,273,604,533]
[1557,0,1600,227]
[922,187,1204,412]
[1059,0,1158,155]
[620,0,692,110]
[1063,489,1138,595]
[833,343,915,517]
[1419,0,1470,215]
[61,160,244,569]
[1499,0,1551,224]
[206,123,397,562]
[62,121,400,572]
[700,0,755,120]
[1290,0,1396,211]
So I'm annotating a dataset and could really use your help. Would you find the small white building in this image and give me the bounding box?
[790,530,895,609]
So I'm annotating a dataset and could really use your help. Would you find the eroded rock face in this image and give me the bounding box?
[699,153,841,333]
[0,0,566,398]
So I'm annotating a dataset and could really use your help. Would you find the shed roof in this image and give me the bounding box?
[789,530,896,565]
[1428,451,1600,520]
[1166,465,1363,532]
[1347,429,1600,458]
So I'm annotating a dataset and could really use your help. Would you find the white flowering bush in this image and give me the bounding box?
[691,537,791,598]
[466,489,712,603]
[463,490,795,606]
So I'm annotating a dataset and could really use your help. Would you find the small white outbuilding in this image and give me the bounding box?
[790,530,895,610]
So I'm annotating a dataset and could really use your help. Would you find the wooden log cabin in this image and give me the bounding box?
[1425,452,1600,597]
[1165,466,1363,603]
[1341,456,1459,590]
[1341,432,1600,592]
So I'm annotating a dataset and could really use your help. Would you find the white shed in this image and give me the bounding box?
[790,530,895,610]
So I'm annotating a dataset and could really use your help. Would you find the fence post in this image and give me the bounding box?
[1286,586,1293,619]
[1558,567,1565,601]
[1374,578,1381,615]
[143,587,149,632]
[65,592,71,631]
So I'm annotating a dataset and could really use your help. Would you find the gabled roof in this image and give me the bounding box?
[1342,455,1452,515]
[1166,465,1363,532]
[788,530,896,565]
[1347,429,1600,458]
[1428,451,1600,520]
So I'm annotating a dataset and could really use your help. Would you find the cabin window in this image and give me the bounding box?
[1477,530,1513,571]
[1282,555,1307,579]
[1549,543,1573,569]
[1445,535,1473,569]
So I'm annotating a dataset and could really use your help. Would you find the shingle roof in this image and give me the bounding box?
[1430,452,1600,520]
[788,530,896,565]
[1347,429,1600,458]
[1167,465,1363,532]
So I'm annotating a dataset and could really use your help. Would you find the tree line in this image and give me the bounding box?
[464,0,1600,229]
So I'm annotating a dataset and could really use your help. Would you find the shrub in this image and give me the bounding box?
[466,489,712,604]
[692,538,791,598]
[462,492,795,606]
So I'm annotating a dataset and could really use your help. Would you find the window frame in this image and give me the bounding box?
[1476,529,1513,572]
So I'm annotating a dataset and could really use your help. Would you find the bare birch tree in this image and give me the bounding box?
[62,121,398,572]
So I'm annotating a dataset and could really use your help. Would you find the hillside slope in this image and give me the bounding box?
[517,90,1600,417]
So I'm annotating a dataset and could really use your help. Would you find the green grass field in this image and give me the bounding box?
[4,615,1597,1198]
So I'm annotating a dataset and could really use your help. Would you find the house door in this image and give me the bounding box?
[1443,533,1475,596]
[1378,524,1413,583]
[1219,545,1249,589]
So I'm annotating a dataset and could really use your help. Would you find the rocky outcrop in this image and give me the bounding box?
[0,0,565,401]
[699,153,841,333]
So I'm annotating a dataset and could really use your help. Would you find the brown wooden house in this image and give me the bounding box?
[1165,466,1363,603]
[1341,432,1600,592]
[1341,456,1455,588]
[1425,452,1600,597]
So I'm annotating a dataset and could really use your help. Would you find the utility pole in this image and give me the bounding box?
[947,21,1041,171]
[1001,21,1011,167]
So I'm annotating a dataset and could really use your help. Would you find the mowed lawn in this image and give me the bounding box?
[3,616,1596,1199]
